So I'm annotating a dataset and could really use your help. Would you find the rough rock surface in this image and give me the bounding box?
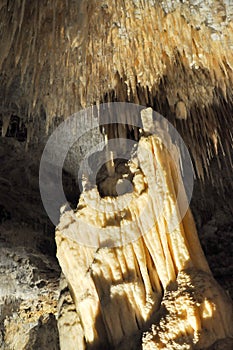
[142,269,233,349]
[0,221,60,350]
[0,1,233,349]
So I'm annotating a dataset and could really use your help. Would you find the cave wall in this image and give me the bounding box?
[0,1,233,349]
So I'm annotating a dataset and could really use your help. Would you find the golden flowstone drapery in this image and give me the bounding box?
[56,113,233,350]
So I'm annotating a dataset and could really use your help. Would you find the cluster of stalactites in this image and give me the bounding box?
[0,0,233,183]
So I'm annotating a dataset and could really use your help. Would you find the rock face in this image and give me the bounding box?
[0,221,60,350]
[142,269,232,350]
[56,119,233,349]
[0,1,233,350]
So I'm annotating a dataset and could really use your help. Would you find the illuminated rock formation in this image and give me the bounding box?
[0,1,233,349]
[0,0,233,183]
[56,110,233,349]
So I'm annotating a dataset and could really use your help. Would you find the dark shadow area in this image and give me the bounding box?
[25,313,60,350]
[0,115,27,142]
[96,157,134,197]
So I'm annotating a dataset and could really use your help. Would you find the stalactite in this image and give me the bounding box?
[0,0,232,182]
[18,0,26,33]
[1,114,11,137]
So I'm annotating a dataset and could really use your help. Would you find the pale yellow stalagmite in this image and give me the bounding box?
[56,110,233,349]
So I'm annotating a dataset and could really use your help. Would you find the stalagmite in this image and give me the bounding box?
[56,110,233,349]
[0,1,233,349]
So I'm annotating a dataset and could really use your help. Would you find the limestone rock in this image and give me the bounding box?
[142,269,233,349]
[0,1,233,349]
[0,222,60,350]
[56,132,233,349]
[57,274,85,350]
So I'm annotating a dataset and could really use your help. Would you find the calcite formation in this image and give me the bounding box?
[56,110,233,349]
[0,1,233,349]
[0,1,233,185]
